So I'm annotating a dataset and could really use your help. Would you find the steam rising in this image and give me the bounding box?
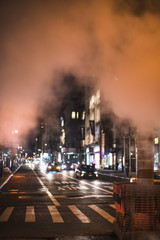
[0,0,160,144]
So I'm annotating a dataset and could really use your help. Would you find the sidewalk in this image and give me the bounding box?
[98,169,135,182]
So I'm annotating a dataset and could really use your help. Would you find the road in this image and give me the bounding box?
[0,163,118,240]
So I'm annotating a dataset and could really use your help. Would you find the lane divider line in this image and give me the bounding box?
[0,164,22,190]
[68,205,91,223]
[32,170,60,206]
[89,204,115,223]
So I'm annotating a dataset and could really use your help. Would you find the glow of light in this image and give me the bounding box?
[46,173,53,180]
[71,111,76,119]
[43,153,48,158]
[93,180,100,186]
[12,129,19,135]
[77,112,79,119]
[40,161,47,172]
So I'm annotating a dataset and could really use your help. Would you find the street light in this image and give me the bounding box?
[12,129,19,135]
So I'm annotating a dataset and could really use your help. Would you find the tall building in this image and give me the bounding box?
[59,76,85,168]
[84,87,101,168]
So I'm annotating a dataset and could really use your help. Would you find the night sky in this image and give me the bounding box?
[0,0,160,144]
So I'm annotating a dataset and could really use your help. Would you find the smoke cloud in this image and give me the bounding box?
[0,0,160,144]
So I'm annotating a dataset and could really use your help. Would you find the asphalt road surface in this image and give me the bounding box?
[0,163,118,240]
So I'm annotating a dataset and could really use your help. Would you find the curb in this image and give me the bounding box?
[98,171,130,182]
[0,164,22,190]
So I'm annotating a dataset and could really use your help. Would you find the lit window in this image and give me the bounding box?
[71,111,76,119]
[82,111,85,120]
[61,119,64,126]
[77,112,79,119]
[155,137,159,144]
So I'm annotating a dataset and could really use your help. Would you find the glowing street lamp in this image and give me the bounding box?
[12,129,19,135]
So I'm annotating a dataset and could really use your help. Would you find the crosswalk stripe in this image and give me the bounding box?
[48,206,64,223]
[25,206,35,222]
[0,207,14,222]
[0,204,115,223]
[68,205,91,223]
[109,204,116,209]
[89,205,115,223]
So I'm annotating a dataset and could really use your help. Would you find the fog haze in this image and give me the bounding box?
[0,0,160,144]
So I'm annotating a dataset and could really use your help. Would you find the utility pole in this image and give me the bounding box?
[129,134,131,176]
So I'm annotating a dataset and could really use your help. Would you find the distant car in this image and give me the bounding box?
[60,163,67,170]
[75,164,98,179]
[47,162,60,172]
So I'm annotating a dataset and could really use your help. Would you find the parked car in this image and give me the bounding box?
[75,164,98,179]
[47,162,60,172]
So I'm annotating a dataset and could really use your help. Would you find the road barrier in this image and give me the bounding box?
[113,182,160,239]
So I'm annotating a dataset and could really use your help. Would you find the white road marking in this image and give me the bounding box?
[57,185,82,191]
[55,181,61,184]
[104,186,113,190]
[70,181,77,184]
[58,186,65,190]
[60,173,113,194]
[48,206,64,223]
[71,186,81,190]
[55,181,78,185]
[62,181,69,184]
[32,170,60,206]
[66,186,73,190]
[68,205,91,223]
[89,205,115,223]
[80,186,88,190]
[25,206,35,222]
[0,204,115,223]
[0,207,14,222]
[0,164,22,190]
